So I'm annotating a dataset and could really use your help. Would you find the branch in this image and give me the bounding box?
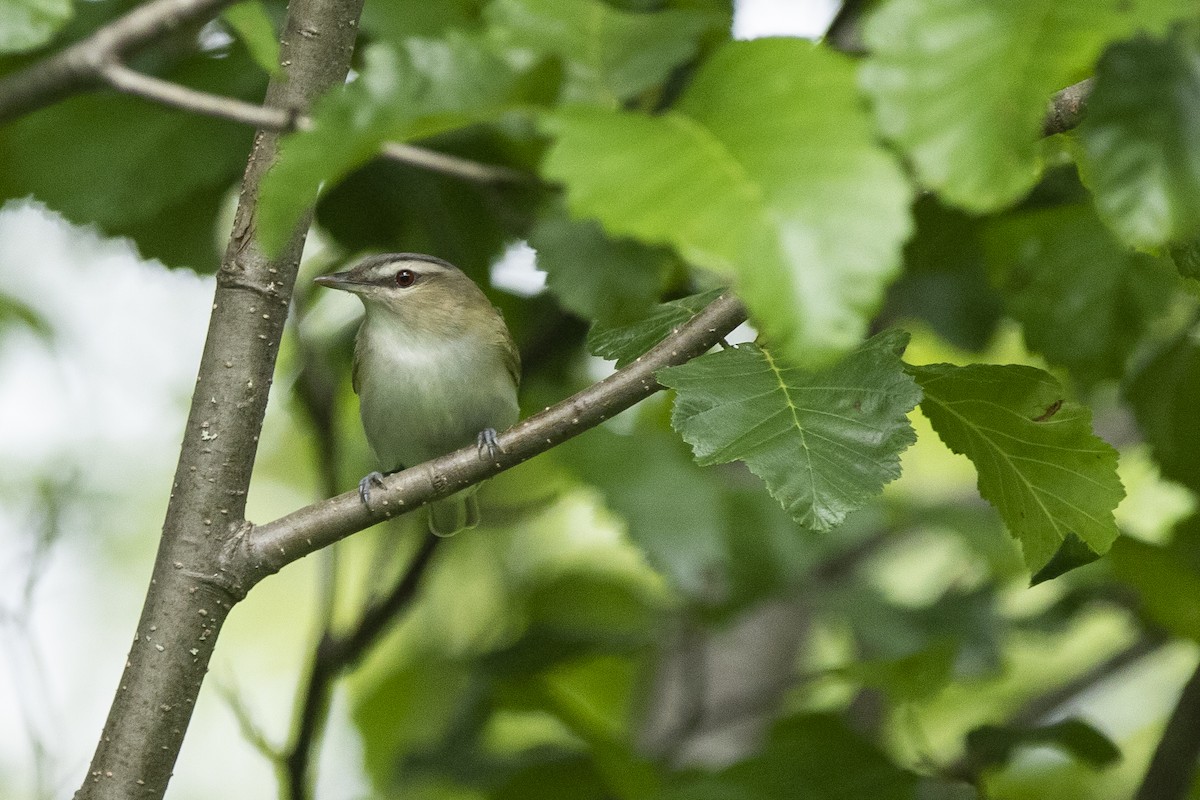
[0,0,239,123]
[1135,656,1200,800]
[282,533,440,800]
[1044,78,1093,137]
[74,0,366,796]
[236,292,747,585]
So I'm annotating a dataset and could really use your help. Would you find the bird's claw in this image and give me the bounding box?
[358,471,387,508]
[476,428,501,460]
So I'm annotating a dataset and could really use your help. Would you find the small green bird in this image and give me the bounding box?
[314,254,521,536]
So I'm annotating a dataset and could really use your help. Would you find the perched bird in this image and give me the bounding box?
[314,253,520,536]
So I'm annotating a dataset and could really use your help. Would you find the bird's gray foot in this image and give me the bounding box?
[476,427,501,460]
[358,471,387,507]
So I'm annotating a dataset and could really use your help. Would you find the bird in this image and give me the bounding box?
[314,253,520,536]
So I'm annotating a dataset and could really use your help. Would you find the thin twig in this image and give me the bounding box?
[100,61,300,130]
[0,0,240,123]
[1043,78,1093,137]
[1135,656,1200,800]
[282,533,440,800]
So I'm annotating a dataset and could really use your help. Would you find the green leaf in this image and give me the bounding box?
[886,197,1002,352]
[846,639,959,702]
[485,0,724,104]
[658,330,921,531]
[911,363,1124,573]
[0,49,264,269]
[1170,237,1200,280]
[559,424,730,602]
[966,719,1121,772]
[221,1,280,76]
[1030,532,1103,586]
[361,0,485,41]
[544,38,913,367]
[1126,329,1200,491]
[860,0,1189,211]
[1080,30,1200,248]
[0,0,73,53]
[530,210,668,325]
[1110,514,1200,642]
[985,203,1175,383]
[586,287,724,368]
[661,714,919,800]
[257,37,531,254]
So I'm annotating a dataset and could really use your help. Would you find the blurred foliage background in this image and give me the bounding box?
[5,0,1200,799]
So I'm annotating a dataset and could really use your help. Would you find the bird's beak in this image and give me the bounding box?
[313,271,358,291]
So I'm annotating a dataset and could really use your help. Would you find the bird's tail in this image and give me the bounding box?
[427,491,479,537]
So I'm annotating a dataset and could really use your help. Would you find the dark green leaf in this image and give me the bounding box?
[530,211,668,325]
[486,0,724,103]
[1170,237,1200,280]
[544,38,913,367]
[0,0,73,53]
[966,719,1121,772]
[1030,532,1103,586]
[586,287,724,368]
[658,330,921,530]
[846,639,959,702]
[985,203,1175,383]
[1081,30,1200,248]
[885,197,1002,352]
[361,0,485,42]
[860,0,1190,211]
[912,363,1124,573]
[660,714,919,800]
[1126,328,1200,491]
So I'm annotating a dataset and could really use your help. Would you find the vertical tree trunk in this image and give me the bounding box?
[75,0,364,796]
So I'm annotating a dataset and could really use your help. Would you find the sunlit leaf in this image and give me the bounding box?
[912,363,1124,573]
[545,38,913,367]
[0,0,72,53]
[486,0,725,103]
[658,330,921,530]
[221,1,280,76]
[258,37,534,253]
[1080,30,1200,248]
[860,0,1192,211]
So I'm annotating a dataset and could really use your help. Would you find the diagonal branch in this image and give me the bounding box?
[0,0,240,123]
[1135,656,1200,800]
[232,292,748,587]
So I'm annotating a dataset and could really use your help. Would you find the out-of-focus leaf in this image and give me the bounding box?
[986,203,1175,384]
[586,287,724,368]
[1170,237,1200,280]
[1126,328,1200,491]
[530,211,668,324]
[258,36,538,254]
[0,0,73,53]
[912,363,1124,573]
[966,719,1121,772]
[860,0,1191,212]
[846,639,959,702]
[486,0,724,103]
[0,293,51,338]
[660,714,919,800]
[0,49,263,270]
[221,1,280,75]
[658,330,921,531]
[544,38,912,367]
[1080,30,1200,248]
[885,197,1002,352]
[361,0,485,42]
[1110,514,1200,642]
[559,424,729,603]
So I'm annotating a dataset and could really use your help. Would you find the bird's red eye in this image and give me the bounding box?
[395,269,417,288]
